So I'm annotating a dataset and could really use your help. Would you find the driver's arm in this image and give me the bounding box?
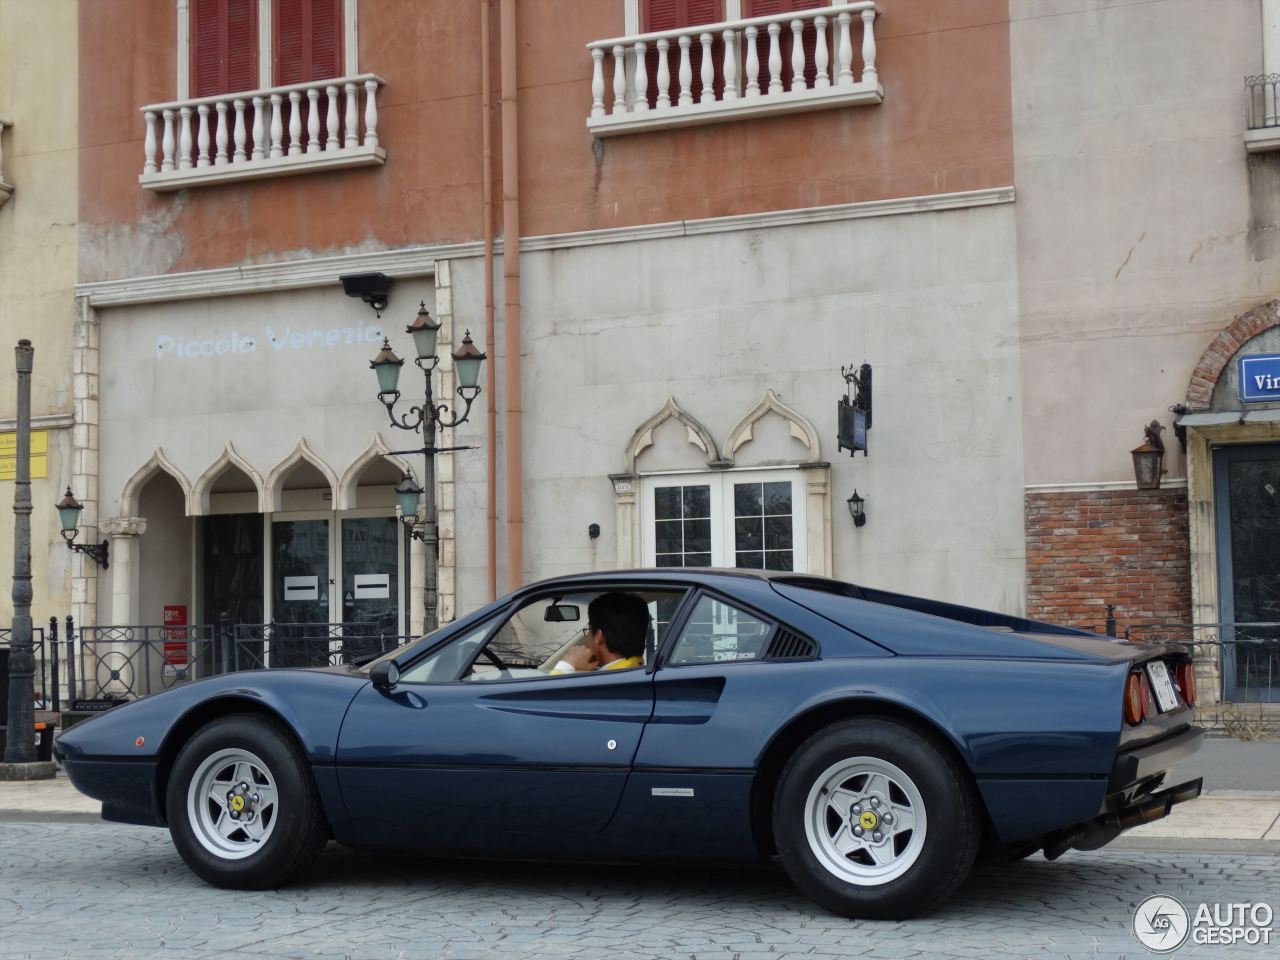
[549,644,598,675]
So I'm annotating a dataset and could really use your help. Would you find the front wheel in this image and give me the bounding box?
[773,717,980,919]
[166,714,327,888]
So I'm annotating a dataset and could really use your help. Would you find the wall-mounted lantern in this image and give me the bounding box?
[846,490,867,528]
[837,362,872,457]
[1131,421,1166,491]
[55,487,109,568]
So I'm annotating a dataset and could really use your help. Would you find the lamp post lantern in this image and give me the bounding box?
[373,302,485,633]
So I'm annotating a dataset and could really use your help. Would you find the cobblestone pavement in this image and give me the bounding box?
[0,823,1277,960]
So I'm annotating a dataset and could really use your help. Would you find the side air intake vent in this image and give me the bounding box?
[765,628,818,661]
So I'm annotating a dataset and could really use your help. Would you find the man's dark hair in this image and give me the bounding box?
[588,592,650,659]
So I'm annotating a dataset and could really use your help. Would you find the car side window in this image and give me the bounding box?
[398,619,495,683]
[667,594,773,665]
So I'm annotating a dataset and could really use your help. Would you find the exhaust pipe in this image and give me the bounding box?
[1043,777,1202,860]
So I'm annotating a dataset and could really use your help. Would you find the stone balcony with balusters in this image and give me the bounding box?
[586,2,882,137]
[138,74,385,191]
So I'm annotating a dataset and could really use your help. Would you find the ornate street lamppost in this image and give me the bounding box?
[371,302,485,633]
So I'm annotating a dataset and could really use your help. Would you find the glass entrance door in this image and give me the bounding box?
[341,516,401,661]
[1213,444,1280,702]
[271,517,332,667]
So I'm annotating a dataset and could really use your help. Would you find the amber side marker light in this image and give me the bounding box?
[1176,662,1197,707]
[1124,671,1147,726]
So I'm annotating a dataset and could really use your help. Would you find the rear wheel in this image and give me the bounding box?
[773,717,980,919]
[166,714,327,888]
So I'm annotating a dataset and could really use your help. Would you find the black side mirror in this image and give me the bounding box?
[370,660,400,691]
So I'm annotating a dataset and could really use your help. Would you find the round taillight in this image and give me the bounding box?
[1176,661,1197,707]
[1124,671,1145,725]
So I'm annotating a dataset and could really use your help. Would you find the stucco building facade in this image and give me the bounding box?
[1,0,1275,721]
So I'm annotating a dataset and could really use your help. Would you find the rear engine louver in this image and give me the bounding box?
[765,629,818,661]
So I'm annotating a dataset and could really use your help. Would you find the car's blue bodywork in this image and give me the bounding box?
[56,570,1203,862]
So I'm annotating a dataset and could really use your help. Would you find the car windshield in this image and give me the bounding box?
[354,625,448,674]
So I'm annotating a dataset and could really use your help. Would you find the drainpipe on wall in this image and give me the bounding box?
[481,0,497,601]
[1267,0,1280,76]
[500,0,523,592]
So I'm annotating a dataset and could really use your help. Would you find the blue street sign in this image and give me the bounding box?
[1239,353,1280,403]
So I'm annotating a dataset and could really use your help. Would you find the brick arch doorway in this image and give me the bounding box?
[1177,299,1280,718]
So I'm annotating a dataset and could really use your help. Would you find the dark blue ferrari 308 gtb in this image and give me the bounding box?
[55,570,1204,918]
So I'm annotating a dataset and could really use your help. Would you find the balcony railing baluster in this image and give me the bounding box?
[586,2,882,136]
[139,73,386,190]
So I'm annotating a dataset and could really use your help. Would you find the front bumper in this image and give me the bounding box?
[58,753,164,827]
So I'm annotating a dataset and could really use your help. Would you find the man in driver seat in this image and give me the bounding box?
[551,591,649,674]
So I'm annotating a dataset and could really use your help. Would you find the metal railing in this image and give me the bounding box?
[1,616,418,717]
[227,620,408,672]
[76,624,218,701]
[1127,622,1280,704]
[1245,74,1280,130]
[0,626,51,709]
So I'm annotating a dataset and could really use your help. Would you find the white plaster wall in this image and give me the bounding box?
[98,283,434,515]
[454,202,1027,615]
[1012,0,1280,484]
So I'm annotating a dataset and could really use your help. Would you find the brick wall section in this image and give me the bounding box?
[1025,488,1191,634]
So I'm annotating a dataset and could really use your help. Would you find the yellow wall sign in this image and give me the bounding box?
[0,431,49,481]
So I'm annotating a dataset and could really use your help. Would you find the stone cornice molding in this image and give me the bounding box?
[191,442,266,515]
[75,187,1015,307]
[336,434,414,511]
[625,397,724,475]
[120,448,192,517]
[724,389,822,463]
[100,516,148,538]
[265,438,339,512]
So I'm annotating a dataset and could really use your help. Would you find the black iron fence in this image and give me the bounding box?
[0,617,416,706]
[0,625,50,710]
[226,619,407,672]
[1128,622,1280,704]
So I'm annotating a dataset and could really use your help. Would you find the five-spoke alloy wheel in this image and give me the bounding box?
[186,747,279,859]
[774,717,980,919]
[166,714,327,889]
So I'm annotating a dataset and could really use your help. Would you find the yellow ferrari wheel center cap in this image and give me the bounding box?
[230,795,246,813]
[859,810,878,830]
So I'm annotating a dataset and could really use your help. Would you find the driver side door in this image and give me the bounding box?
[335,593,669,857]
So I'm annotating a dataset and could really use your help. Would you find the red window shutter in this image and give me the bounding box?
[643,0,724,107]
[192,0,259,97]
[227,0,257,91]
[310,0,341,80]
[745,0,821,92]
[276,0,306,85]
[276,0,343,86]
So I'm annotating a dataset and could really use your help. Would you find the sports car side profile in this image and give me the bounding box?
[56,570,1203,919]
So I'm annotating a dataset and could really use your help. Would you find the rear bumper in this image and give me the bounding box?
[1044,776,1202,859]
[1109,724,1205,793]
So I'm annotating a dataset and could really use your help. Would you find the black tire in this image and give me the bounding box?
[165,713,328,889]
[772,717,980,919]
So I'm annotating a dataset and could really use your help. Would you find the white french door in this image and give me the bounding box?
[639,470,807,573]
